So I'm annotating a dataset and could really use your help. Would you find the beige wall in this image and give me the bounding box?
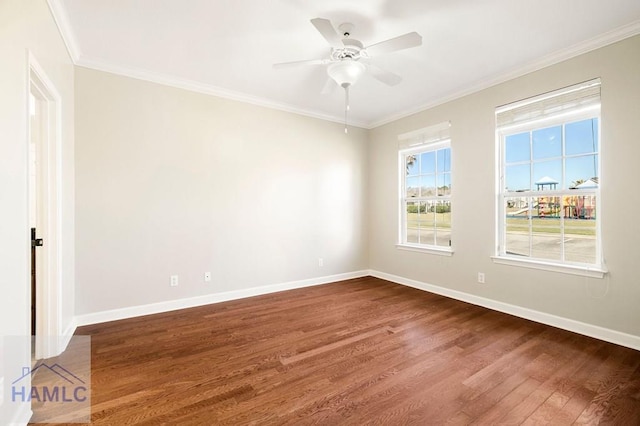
[74,68,369,315]
[3,1,636,371]
[0,0,75,422]
[369,35,640,337]
[73,35,640,339]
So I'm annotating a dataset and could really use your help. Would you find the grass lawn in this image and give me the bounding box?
[405,212,595,236]
[406,212,451,229]
[507,217,595,236]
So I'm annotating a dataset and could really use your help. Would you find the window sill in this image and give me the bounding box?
[491,256,607,278]
[396,244,454,257]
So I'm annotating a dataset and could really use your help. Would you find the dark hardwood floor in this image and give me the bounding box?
[33,277,640,425]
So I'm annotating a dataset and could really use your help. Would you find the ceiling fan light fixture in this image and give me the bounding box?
[327,59,366,87]
[274,18,423,134]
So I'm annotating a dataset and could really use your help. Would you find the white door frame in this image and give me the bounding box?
[27,51,63,359]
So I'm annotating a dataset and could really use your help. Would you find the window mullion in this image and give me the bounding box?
[560,124,566,261]
[528,131,534,257]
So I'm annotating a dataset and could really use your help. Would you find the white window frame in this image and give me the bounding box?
[493,80,606,278]
[398,125,453,256]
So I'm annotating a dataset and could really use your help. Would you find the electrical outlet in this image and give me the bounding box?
[318,258,324,267]
[477,272,485,284]
[170,275,179,287]
[204,272,211,282]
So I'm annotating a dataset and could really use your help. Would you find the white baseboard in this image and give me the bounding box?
[370,270,640,351]
[75,270,369,326]
[58,318,78,353]
[72,269,640,351]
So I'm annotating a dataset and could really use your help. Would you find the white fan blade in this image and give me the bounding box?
[310,18,344,49]
[273,58,327,69]
[368,64,403,86]
[365,32,422,56]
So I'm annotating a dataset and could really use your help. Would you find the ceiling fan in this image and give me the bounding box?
[274,18,422,132]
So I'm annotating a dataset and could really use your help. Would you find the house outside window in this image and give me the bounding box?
[398,122,452,255]
[494,79,604,277]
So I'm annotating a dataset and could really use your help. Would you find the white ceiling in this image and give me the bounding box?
[52,0,640,128]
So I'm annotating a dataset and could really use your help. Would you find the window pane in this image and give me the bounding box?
[437,148,451,173]
[419,201,435,245]
[586,195,596,220]
[420,151,436,174]
[566,118,598,156]
[419,201,429,215]
[419,229,435,246]
[437,173,451,196]
[435,200,451,247]
[406,176,419,198]
[564,196,597,263]
[505,132,530,163]
[531,216,561,261]
[506,164,530,192]
[406,154,419,176]
[406,202,419,243]
[407,229,419,244]
[530,197,561,261]
[565,194,597,219]
[536,196,561,219]
[434,200,451,221]
[435,229,451,247]
[562,195,578,219]
[533,160,561,191]
[506,196,530,217]
[533,126,562,160]
[566,155,598,189]
[420,201,434,228]
[564,232,596,264]
[505,228,530,256]
[420,175,436,197]
[505,197,531,257]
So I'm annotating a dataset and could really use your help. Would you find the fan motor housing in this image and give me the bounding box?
[331,38,365,61]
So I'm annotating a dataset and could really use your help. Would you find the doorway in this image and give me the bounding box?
[28,53,62,360]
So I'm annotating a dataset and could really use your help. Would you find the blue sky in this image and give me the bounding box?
[505,118,599,191]
[406,118,598,193]
[406,148,451,191]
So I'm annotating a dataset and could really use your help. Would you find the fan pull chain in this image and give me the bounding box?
[344,85,350,134]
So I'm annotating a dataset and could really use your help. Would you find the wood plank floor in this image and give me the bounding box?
[33,277,640,425]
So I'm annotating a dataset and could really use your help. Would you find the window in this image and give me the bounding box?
[495,79,604,276]
[398,122,452,254]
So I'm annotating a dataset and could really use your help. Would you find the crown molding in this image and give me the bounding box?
[369,19,640,129]
[46,0,81,62]
[75,55,369,129]
[43,1,639,131]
